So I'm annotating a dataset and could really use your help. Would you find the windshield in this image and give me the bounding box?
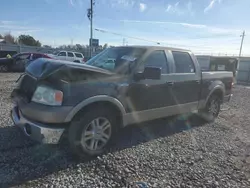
[86,47,145,73]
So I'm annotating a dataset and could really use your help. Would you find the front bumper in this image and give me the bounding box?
[11,106,65,144]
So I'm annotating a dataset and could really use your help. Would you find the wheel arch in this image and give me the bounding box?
[205,85,225,105]
[65,95,126,126]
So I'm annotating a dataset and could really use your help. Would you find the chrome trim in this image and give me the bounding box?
[123,102,198,126]
[65,95,127,122]
[11,107,65,144]
[202,71,233,79]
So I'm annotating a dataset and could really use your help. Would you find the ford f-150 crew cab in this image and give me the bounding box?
[11,46,233,157]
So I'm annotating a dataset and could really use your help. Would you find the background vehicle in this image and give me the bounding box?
[11,46,233,157]
[0,52,52,72]
[196,55,238,77]
[54,51,85,63]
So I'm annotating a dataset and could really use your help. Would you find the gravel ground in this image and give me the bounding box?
[1,73,250,188]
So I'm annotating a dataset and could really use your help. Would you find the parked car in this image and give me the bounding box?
[0,52,52,72]
[54,51,85,63]
[10,46,233,157]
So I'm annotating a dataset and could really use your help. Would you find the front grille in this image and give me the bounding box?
[19,74,37,102]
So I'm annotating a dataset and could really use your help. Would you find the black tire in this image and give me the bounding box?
[199,95,221,122]
[0,65,8,72]
[68,105,118,157]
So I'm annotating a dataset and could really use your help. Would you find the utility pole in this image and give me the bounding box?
[239,30,245,57]
[236,30,246,82]
[87,0,94,57]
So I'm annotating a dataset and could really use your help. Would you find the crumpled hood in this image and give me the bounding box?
[25,58,114,80]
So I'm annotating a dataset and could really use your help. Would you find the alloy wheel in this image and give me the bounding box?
[208,98,220,117]
[81,117,112,151]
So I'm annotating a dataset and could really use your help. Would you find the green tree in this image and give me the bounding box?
[103,43,108,49]
[18,35,41,47]
[43,45,52,48]
[3,33,16,44]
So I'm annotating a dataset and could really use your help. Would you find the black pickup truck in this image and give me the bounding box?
[11,46,233,157]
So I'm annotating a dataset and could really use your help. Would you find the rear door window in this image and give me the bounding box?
[68,52,74,57]
[75,53,83,58]
[172,51,195,73]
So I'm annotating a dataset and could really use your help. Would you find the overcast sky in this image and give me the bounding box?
[0,0,249,55]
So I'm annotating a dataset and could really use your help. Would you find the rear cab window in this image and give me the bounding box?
[75,53,83,58]
[172,51,195,73]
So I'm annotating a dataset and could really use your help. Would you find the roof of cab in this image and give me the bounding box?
[114,45,190,52]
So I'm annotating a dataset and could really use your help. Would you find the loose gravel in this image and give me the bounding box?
[0,73,250,187]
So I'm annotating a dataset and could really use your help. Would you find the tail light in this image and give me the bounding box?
[82,58,85,63]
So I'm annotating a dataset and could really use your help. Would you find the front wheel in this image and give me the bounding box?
[199,95,221,122]
[0,65,8,72]
[68,106,117,157]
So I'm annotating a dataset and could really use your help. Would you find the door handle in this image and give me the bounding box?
[166,82,174,86]
[195,80,200,84]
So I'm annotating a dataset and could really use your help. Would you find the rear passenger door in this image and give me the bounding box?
[170,51,200,108]
[67,52,74,62]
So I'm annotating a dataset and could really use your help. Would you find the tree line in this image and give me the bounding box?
[0,33,110,50]
[0,33,41,47]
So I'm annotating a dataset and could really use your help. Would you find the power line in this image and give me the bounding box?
[95,28,161,45]
[94,28,217,49]
[96,16,241,41]
[95,27,243,53]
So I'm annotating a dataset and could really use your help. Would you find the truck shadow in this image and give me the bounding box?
[111,114,206,150]
[0,114,206,187]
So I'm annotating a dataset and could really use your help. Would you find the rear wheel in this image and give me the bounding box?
[68,106,118,157]
[199,95,221,122]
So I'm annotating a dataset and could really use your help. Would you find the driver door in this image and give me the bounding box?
[57,51,67,60]
[126,50,175,123]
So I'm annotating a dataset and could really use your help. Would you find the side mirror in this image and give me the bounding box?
[134,66,161,81]
[143,66,161,80]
